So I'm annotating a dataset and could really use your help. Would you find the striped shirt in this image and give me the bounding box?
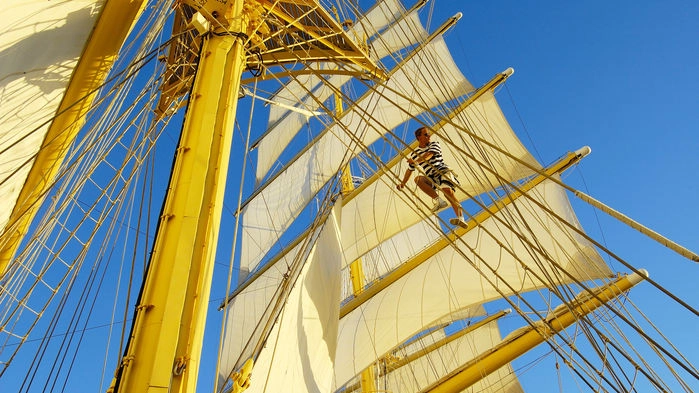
[408,141,449,177]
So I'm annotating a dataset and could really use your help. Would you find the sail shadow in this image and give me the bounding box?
[0,7,98,95]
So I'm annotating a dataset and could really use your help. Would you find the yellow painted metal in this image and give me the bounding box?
[0,0,147,276]
[359,365,377,393]
[349,260,366,296]
[256,0,386,80]
[421,272,647,393]
[231,359,254,393]
[340,149,586,318]
[112,5,248,392]
[342,162,366,296]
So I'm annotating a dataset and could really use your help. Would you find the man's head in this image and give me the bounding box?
[415,126,431,145]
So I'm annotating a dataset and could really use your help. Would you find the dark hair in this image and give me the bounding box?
[414,126,429,138]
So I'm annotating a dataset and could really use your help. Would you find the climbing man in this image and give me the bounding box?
[397,126,468,228]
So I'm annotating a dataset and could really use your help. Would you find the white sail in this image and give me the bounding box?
[219,206,342,390]
[341,90,541,265]
[341,216,442,300]
[241,35,474,273]
[334,178,611,385]
[384,316,524,393]
[0,0,105,235]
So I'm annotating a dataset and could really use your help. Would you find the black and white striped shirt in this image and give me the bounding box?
[408,141,449,177]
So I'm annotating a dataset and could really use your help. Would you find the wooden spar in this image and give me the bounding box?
[0,0,148,277]
[420,270,649,393]
[340,147,590,318]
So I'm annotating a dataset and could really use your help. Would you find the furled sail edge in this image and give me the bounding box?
[334,179,612,385]
[218,204,342,390]
[239,27,473,273]
[253,9,429,183]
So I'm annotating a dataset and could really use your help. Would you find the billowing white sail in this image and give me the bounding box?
[241,35,474,273]
[0,0,105,236]
[334,178,612,385]
[219,206,342,390]
[340,216,442,300]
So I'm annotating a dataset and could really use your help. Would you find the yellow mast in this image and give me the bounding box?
[110,4,249,391]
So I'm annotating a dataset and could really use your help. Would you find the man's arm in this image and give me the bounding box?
[397,168,413,190]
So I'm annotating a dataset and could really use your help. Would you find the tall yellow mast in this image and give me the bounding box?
[110,1,383,391]
[110,4,249,392]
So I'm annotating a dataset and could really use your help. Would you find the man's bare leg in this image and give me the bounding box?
[442,187,462,217]
[443,187,468,228]
[415,176,438,198]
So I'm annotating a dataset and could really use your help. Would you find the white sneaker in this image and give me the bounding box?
[431,197,448,212]
[450,217,468,229]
